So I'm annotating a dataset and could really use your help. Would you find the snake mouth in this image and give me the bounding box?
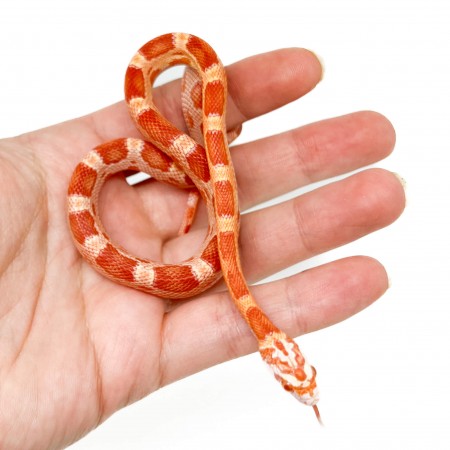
[290,385,320,406]
[290,385,322,424]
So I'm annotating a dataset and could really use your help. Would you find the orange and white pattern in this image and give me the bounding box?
[67,33,321,420]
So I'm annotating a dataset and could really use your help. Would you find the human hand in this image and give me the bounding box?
[0,47,404,449]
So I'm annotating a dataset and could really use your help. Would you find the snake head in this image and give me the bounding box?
[259,332,320,407]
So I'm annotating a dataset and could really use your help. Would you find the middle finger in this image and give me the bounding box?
[233,110,396,210]
[133,110,395,218]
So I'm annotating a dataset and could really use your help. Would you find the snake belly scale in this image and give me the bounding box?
[67,32,321,421]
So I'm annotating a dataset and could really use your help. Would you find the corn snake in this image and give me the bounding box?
[67,32,321,421]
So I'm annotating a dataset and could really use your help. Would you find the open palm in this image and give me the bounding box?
[0,47,404,449]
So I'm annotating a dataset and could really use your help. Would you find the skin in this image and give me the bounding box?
[0,47,404,449]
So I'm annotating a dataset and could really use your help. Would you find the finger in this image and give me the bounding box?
[86,47,323,143]
[233,110,396,210]
[159,256,388,387]
[164,169,406,283]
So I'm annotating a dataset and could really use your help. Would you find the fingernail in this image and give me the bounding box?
[392,172,407,207]
[392,172,406,189]
[387,273,392,289]
[307,49,325,82]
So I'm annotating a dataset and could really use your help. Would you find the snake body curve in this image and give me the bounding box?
[67,33,320,419]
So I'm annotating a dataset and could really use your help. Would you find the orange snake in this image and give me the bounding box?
[67,32,321,422]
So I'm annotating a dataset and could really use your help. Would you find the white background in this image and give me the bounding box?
[1,0,449,449]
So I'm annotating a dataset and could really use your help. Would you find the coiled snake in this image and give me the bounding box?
[67,32,321,423]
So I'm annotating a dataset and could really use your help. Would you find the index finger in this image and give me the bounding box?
[87,47,323,142]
